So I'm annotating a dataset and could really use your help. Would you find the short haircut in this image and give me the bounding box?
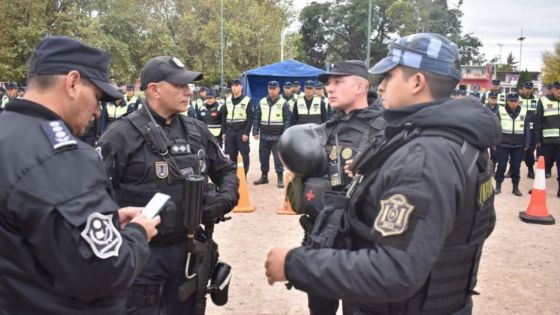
[401,66,458,100]
[27,73,92,90]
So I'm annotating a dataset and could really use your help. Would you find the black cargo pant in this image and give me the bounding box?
[259,134,283,174]
[225,127,250,172]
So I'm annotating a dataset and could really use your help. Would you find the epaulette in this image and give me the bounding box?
[40,120,77,152]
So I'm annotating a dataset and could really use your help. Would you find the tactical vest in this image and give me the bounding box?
[342,127,494,314]
[541,96,560,140]
[499,106,527,146]
[117,109,207,241]
[519,96,537,130]
[259,97,286,135]
[295,96,322,125]
[106,103,128,123]
[199,103,222,137]
[225,96,250,126]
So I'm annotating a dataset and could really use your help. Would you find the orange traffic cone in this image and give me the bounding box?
[277,171,297,215]
[232,154,255,213]
[519,156,555,224]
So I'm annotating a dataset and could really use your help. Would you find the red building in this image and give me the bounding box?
[458,64,494,92]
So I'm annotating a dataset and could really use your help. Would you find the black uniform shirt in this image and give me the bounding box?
[0,99,150,314]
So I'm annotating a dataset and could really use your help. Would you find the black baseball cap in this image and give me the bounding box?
[28,36,121,102]
[293,81,301,87]
[5,82,17,89]
[140,56,202,91]
[126,84,134,90]
[506,93,519,101]
[268,81,279,88]
[206,90,217,98]
[318,60,369,83]
[492,79,501,85]
[283,81,293,88]
[488,92,498,99]
[552,81,560,88]
[304,80,315,88]
[231,78,242,85]
[523,82,533,89]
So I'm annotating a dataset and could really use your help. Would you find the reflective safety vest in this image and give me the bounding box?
[225,96,250,125]
[520,96,537,129]
[199,103,223,137]
[259,97,285,127]
[295,96,322,124]
[499,106,526,145]
[106,103,128,121]
[125,95,138,106]
[541,96,560,139]
[282,95,295,111]
[1,96,9,109]
[485,91,505,106]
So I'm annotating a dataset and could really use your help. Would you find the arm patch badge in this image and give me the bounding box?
[80,213,122,259]
[374,194,415,237]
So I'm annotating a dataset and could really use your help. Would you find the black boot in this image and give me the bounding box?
[254,173,268,185]
[495,182,501,195]
[277,172,284,188]
[512,184,522,197]
[527,166,535,179]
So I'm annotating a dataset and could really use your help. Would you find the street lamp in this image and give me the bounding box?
[517,29,526,71]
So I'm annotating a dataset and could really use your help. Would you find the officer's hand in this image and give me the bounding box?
[242,134,249,142]
[118,207,142,229]
[222,134,226,141]
[265,247,289,285]
[536,143,541,148]
[524,146,528,151]
[131,214,160,241]
[202,194,230,226]
[344,159,354,178]
[254,134,259,140]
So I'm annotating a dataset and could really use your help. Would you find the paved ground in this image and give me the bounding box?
[208,141,560,314]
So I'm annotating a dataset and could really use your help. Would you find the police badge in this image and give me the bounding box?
[374,194,415,237]
[155,161,169,179]
[81,213,122,259]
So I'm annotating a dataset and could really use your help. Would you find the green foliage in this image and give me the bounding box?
[516,70,531,90]
[299,0,485,68]
[542,38,560,83]
[0,0,289,85]
[497,52,518,72]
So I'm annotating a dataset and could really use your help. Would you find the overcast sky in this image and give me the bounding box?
[291,0,560,72]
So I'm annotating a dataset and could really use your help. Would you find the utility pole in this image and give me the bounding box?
[220,0,224,93]
[517,28,526,71]
[365,0,372,68]
[497,43,503,66]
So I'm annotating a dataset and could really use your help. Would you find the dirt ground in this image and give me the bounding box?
[207,141,560,315]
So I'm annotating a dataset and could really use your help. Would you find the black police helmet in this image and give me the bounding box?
[278,124,328,178]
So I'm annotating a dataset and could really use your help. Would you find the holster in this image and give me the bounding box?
[309,191,348,248]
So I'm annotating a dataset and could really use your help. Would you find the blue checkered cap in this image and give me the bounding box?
[369,33,462,81]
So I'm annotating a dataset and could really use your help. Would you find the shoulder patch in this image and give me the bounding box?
[80,212,122,259]
[40,120,77,151]
[374,194,415,237]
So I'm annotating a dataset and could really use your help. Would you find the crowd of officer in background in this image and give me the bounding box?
[4,72,560,199]
[480,79,560,197]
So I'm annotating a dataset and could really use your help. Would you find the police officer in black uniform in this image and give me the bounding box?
[480,79,505,106]
[0,35,160,314]
[485,92,500,168]
[281,60,386,315]
[494,93,530,196]
[223,78,254,173]
[98,55,239,314]
[197,89,225,147]
[253,80,292,188]
[535,81,560,196]
[266,33,498,315]
[291,80,328,125]
[520,82,539,178]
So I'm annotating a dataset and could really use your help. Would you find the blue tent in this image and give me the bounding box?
[242,59,326,105]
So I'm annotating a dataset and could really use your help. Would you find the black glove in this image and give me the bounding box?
[202,194,230,225]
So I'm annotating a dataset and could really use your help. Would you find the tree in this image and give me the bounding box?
[542,38,560,83]
[516,70,531,90]
[298,0,485,69]
[0,0,290,85]
[497,52,518,72]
